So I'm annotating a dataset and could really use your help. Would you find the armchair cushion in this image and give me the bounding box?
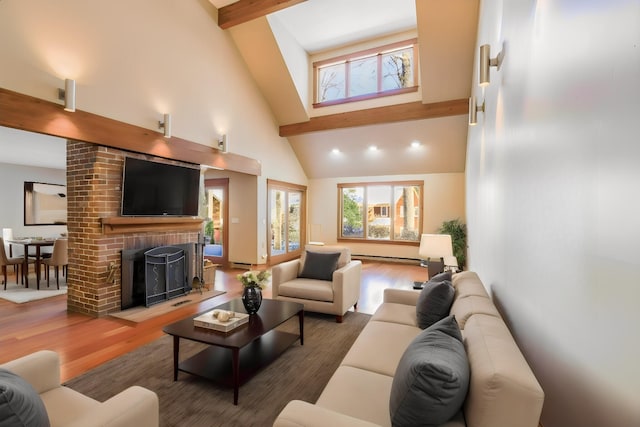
[389,315,469,427]
[416,279,455,329]
[0,368,50,427]
[299,251,341,281]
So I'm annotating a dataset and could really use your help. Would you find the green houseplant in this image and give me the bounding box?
[438,218,467,270]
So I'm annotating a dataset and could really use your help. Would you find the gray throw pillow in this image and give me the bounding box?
[389,315,469,427]
[0,368,50,427]
[416,279,454,329]
[298,251,341,281]
[429,271,452,282]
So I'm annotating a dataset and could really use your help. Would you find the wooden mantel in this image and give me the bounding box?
[101,216,204,235]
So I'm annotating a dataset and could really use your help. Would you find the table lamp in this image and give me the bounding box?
[414,234,453,289]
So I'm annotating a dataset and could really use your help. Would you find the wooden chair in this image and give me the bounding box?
[0,237,33,290]
[42,238,68,289]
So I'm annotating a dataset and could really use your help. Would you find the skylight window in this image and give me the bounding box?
[313,39,418,107]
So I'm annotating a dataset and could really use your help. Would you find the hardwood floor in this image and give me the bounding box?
[0,261,425,382]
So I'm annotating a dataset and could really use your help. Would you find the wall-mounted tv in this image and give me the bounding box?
[121,157,200,217]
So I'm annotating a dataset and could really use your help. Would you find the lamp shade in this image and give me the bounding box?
[418,234,453,260]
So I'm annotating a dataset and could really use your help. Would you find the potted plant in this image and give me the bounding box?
[438,218,467,270]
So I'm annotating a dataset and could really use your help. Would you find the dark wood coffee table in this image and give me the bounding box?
[162,298,304,405]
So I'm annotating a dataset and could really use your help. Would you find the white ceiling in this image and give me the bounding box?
[0,127,66,170]
[210,0,417,53]
[269,0,417,53]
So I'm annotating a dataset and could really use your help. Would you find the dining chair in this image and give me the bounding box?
[0,237,33,289]
[42,238,68,289]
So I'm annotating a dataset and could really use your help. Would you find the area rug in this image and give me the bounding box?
[0,281,67,303]
[64,311,371,427]
[109,289,227,323]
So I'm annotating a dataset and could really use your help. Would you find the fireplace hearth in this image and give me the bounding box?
[121,243,195,309]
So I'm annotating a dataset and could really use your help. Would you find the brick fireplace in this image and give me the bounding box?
[66,141,202,317]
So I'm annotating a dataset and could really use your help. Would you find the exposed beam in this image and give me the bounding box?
[0,87,261,176]
[279,99,468,137]
[218,0,306,29]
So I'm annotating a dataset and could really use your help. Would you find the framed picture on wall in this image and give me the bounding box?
[24,181,67,225]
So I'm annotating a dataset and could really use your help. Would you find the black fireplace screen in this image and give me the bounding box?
[144,246,187,307]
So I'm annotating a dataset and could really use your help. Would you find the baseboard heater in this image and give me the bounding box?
[230,262,252,270]
[351,254,421,265]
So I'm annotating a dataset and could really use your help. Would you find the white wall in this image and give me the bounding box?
[309,173,465,259]
[0,0,307,265]
[468,1,640,426]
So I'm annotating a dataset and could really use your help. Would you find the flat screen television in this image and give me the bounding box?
[121,157,200,216]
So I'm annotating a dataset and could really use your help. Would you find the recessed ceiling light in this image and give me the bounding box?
[331,148,340,154]
[369,145,378,151]
[411,141,420,148]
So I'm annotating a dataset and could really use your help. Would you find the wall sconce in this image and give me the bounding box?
[479,44,504,87]
[218,134,227,152]
[57,78,76,112]
[468,96,485,126]
[158,113,172,138]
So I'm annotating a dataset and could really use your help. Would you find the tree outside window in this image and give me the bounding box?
[315,39,418,107]
[339,182,422,243]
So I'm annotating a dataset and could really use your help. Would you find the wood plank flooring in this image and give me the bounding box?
[0,261,425,382]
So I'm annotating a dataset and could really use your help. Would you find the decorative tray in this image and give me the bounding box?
[193,309,249,332]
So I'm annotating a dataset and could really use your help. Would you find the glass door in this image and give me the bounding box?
[268,180,306,265]
[204,178,228,266]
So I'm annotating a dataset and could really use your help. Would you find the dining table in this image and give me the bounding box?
[8,238,55,289]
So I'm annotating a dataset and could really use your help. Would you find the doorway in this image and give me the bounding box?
[203,178,228,267]
[268,179,306,265]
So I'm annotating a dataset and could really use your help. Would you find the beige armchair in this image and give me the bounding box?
[272,245,362,323]
[1,350,159,427]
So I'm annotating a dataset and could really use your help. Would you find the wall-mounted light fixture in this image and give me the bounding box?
[158,113,171,138]
[57,79,76,112]
[468,95,485,126]
[479,44,504,87]
[218,134,227,152]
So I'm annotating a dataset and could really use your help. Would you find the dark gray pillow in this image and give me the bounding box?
[416,279,454,329]
[0,368,50,427]
[298,251,341,281]
[389,315,469,427]
[429,271,452,282]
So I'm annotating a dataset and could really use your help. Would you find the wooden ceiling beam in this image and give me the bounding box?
[218,0,307,29]
[279,99,468,137]
[0,87,261,176]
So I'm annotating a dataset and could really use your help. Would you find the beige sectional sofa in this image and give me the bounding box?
[274,271,544,427]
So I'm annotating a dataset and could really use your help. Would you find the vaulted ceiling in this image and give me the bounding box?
[1,1,479,178]
[210,0,479,179]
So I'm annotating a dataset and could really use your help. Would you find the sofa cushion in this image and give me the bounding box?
[389,315,469,427]
[299,251,341,281]
[416,279,455,329]
[278,278,334,302]
[0,368,50,427]
[449,295,501,329]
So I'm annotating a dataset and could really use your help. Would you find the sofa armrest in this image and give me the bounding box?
[0,350,60,394]
[272,259,302,297]
[383,288,420,306]
[274,400,380,427]
[66,385,159,427]
[332,260,362,310]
